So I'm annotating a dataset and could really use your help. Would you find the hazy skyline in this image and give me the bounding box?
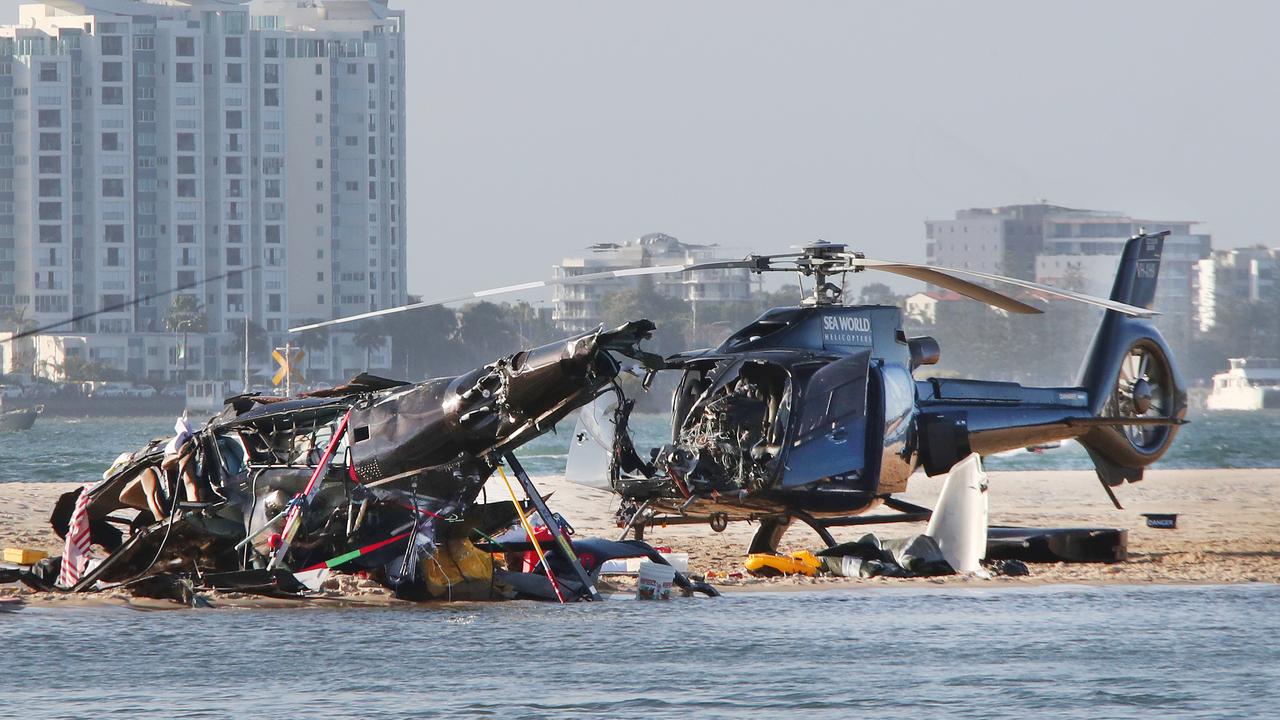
[3,0,1275,302]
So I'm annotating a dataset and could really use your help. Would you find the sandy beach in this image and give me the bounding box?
[2,468,1277,605]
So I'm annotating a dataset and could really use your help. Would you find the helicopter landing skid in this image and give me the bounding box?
[624,497,935,555]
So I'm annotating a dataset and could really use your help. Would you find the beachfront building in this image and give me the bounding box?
[926,203,1211,357]
[1193,247,1280,333]
[551,233,757,333]
[0,0,406,383]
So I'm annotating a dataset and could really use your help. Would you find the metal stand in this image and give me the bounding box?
[502,452,602,601]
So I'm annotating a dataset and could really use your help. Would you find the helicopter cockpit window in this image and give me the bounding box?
[564,393,619,491]
[215,433,247,477]
[724,320,788,350]
[794,351,870,442]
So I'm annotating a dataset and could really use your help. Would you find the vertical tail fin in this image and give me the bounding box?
[1075,232,1187,501]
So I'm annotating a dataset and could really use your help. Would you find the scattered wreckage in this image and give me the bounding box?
[15,321,716,604]
[10,233,1183,603]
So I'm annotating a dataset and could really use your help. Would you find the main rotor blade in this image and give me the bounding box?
[289,258,770,333]
[5,267,255,341]
[850,258,1158,317]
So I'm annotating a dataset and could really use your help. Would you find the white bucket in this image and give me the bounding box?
[636,561,676,600]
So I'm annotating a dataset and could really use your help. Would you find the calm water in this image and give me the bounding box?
[0,583,1275,719]
[0,409,1276,484]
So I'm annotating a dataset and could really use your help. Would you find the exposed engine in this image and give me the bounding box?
[658,362,789,496]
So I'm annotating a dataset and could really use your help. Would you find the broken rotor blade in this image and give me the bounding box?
[848,257,1159,317]
[289,258,772,333]
[6,266,257,341]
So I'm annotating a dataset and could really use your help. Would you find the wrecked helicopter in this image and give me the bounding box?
[300,231,1187,557]
[19,231,1186,601]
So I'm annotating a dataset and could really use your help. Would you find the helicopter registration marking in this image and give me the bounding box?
[822,315,873,346]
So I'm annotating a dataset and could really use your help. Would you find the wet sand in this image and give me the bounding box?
[2,468,1277,606]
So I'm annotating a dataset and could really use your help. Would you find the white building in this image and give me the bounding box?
[551,233,756,333]
[0,0,405,383]
[1193,247,1280,332]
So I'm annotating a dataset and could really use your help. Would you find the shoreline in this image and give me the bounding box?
[3,467,1278,608]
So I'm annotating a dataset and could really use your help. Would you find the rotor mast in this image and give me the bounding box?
[795,240,854,306]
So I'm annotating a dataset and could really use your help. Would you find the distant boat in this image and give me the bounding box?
[1206,357,1280,411]
[0,396,41,432]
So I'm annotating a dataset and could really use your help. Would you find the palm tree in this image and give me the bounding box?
[163,296,206,381]
[352,321,387,371]
[2,306,38,376]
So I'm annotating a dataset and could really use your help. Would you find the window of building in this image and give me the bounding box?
[264,87,279,106]
[38,155,59,173]
[104,225,124,243]
[102,179,124,197]
[264,63,279,84]
[225,110,242,129]
[368,64,375,83]
[176,133,196,152]
[316,203,324,214]
[265,179,281,198]
[133,36,154,51]
[106,247,122,266]
[316,272,325,282]
[177,179,196,197]
[176,63,194,83]
[225,156,243,175]
[315,158,323,169]
[176,36,195,57]
[264,38,279,59]
[37,109,60,128]
[314,113,323,124]
[101,62,122,82]
[268,294,281,312]
[315,89,323,102]
[38,178,60,196]
[38,133,60,151]
[39,62,58,82]
[226,63,242,83]
[177,155,195,174]
[101,35,123,56]
[38,225,60,243]
[317,294,325,305]
[315,63,323,75]
[226,248,242,266]
[177,225,195,243]
[227,225,243,243]
[224,36,242,58]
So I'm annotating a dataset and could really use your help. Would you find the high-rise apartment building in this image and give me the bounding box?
[0,0,406,382]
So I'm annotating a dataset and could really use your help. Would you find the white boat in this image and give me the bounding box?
[1205,357,1280,410]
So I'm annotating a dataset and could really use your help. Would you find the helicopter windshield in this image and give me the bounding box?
[564,393,619,490]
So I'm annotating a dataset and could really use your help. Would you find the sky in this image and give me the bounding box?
[3,1,1276,302]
